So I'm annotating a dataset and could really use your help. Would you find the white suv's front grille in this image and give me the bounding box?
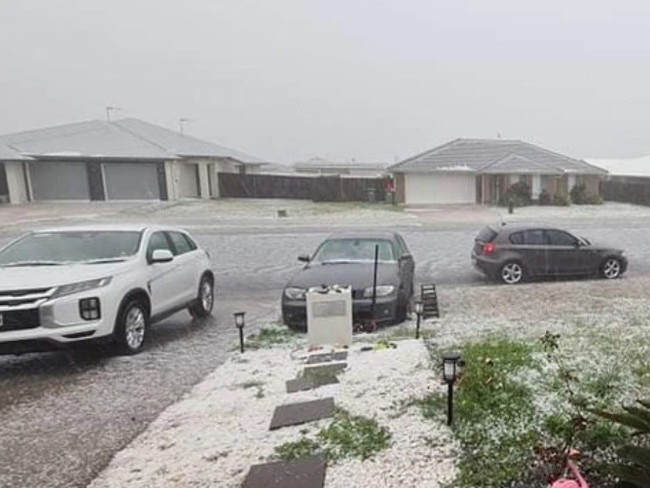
[0,287,55,311]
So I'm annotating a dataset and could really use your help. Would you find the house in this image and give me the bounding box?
[293,158,389,178]
[389,138,607,205]
[0,118,267,204]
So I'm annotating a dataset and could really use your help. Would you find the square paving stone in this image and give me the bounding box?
[303,362,347,379]
[242,456,326,488]
[286,375,339,393]
[270,398,335,430]
[305,351,349,364]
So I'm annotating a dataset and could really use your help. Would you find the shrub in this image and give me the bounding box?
[553,193,571,206]
[592,399,650,488]
[584,193,604,205]
[538,189,552,206]
[499,181,532,207]
[570,184,588,204]
[570,185,603,205]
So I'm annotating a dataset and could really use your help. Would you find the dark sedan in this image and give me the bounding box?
[282,231,415,330]
[471,223,628,284]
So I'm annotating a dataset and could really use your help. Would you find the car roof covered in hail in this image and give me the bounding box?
[489,222,564,233]
[30,224,187,234]
[325,230,400,241]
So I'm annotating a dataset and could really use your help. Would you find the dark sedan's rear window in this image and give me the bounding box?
[476,226,498,243]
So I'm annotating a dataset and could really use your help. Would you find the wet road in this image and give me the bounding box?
[2,224,650,487]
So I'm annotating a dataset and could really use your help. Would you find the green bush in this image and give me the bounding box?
[538,189,552,206]
[570,184,588,204]
[553,193,571,206]
[498,181,532,207]
[592,399,650,488]
[585,193,604,205]
[570,184,603,205]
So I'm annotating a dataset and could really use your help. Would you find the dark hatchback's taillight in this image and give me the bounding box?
[483,242,497,255]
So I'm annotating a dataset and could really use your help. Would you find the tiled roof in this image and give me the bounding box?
[0,118,266,164]
[390,139,606,175]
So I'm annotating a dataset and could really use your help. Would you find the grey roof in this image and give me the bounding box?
[0,142,31,160]
[0,120,172,160]
[390,139,607,176]
[0,118,266,164]
[114,118,266,164]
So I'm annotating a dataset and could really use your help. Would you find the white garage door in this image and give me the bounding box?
[103,163,160,200]
[29,162,90,201]
[405,172,476,204]
[177,163,199,198]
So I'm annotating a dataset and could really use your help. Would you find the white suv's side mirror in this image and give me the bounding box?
[151,249,174,263]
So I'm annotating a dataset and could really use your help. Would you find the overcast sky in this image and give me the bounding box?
[2,0,650,163]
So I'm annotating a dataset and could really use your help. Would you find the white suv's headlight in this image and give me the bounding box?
[363,285,395,298]
[284,287,307,300]
[52,277,112,298]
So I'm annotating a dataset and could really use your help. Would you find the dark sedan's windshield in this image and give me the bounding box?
[0,231,143,266]
[312,238,396,263]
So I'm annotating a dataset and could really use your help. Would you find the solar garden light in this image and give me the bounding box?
[414,301,424,339]
[442,351,463,426]
[234,312,246,353]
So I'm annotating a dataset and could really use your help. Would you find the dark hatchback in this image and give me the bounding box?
[471,223,628,284]
[282,231,415,330]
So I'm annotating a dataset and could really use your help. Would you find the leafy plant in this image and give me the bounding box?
[275,409,391,462]
[553,193,571,206]
[538,189,552,206]
[570,184,603,205]
[499,181,532,207]
[592,399,650,488]
[245,326,299,350]
[275,437,321,460]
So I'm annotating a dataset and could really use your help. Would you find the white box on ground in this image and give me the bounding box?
[306,285,353,347]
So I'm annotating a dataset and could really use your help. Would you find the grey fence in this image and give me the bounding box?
[219,173,388,202]
[600,177,650,206]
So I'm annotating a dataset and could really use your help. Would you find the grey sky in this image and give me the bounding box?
[2,0,650,163]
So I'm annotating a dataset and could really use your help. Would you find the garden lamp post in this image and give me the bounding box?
[234,312,246,353]
[414,301,424,339]
[442,351,463,425]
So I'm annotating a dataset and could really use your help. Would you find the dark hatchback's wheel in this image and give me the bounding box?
[600,257,623,280]
[500,261,526,285]
[189,275,214,318]
[114,300,148,355]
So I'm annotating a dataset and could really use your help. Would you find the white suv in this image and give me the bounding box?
[0,225,214,355]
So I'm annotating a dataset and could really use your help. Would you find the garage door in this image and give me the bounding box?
[177,163,199,198]
[103,163,160,200]
[405,172,476,204]
[29,162,90,200]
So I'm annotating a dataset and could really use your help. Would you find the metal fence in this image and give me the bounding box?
[218,173,388,202]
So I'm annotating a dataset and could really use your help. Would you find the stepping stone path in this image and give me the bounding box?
[242,456,327,488]
[269,397,335,430]
[286,375,339,393]
[241,348,349,487]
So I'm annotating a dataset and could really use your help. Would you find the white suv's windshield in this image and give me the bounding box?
[0,231,143,266]
[312,238,396,263]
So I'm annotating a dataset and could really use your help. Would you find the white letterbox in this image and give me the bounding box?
[306,285,353,347]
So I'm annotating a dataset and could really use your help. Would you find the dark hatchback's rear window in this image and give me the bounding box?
[476,226,498,243]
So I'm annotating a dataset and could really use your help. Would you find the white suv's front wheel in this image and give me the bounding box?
[114,300,148,354]
[189,275,214,319]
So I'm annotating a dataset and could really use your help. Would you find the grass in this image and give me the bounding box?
[418,335,638,488]
[275,409,391,463]
[244,326,300,350]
